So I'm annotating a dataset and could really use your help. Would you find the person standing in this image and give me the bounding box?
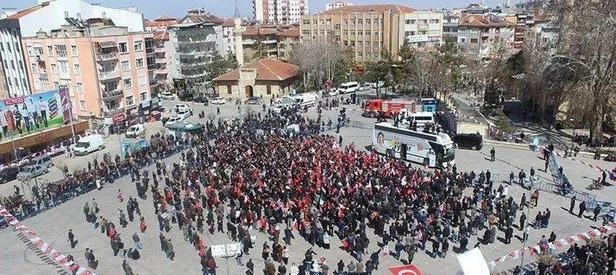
[281,246,289,265]
[246,258,255,274]
[122,259,134,275]
[166,238,174,260]
[132,232,142,250]
[505,226,513,244]
[490,147,495,162]
[578,201,586,218]
[67,229,77,248]
[593,204,601,221]
[569,196,577,214]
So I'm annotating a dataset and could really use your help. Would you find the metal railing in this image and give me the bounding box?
[96,52,118,61]
[101,89,123,99]
[98,70,120,80]
[103,107,124,117]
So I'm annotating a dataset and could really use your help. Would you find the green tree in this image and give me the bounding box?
[205,54,237,81]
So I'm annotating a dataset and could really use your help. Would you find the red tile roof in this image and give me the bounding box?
[6,4,43,19]
[242,26,279,36]
[323,4,415,15]
[153,31,169,40]
[213,59,299,82]
[276,28,300,38]
[459,14,516,27]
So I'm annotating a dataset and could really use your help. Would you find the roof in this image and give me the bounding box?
[153,31,169,40]
[322,4,415,15]
[145,16,178,28]
[243,26,279,36]
[222,19,235,27]
[5,3,44,19]
[459,14,516,27]
[213,59,299,82]
[276,28,300,38]
[179,13,223,25]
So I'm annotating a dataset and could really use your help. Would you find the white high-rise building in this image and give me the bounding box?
[253,0,308,25]
[326,0,352,11]
[0,0,144,97]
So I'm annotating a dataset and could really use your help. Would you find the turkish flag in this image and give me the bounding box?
[388,264,422,275]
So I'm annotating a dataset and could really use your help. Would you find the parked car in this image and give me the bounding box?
[177,110,191,120]
[452,133,484,150]
[193,94,209,104]
[17,164,48,182]
[125,124,146,138]
[174,104,190,113]
[160,92,175,100]
[211,97,226,105]
[245,96,262,105]
[29,155,53,169]
[164,115,185,126]
[0,167,20,184]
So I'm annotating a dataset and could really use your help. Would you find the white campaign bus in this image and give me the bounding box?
[372,122,455,168]
[338,82,359,94]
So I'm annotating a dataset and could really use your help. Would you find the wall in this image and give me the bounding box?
[19,0,145,37]
[457,121,488,137]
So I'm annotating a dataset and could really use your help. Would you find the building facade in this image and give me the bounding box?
[326,0,352,11]
[145,16,178,91]
[253,0,309,25]
[242,25,280,63]
[301,4,442,63]
[457,13,517,59]
[22,23,153,118]
[0,0,145,97]
[442,11,460,41]
[167,23,218,84]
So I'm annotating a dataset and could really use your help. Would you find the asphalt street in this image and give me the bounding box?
[0,95,615,275]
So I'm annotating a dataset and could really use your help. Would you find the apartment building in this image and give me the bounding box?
[326,0,352,11]
[301,4,443,63]
[253,0,309,25]
[22,21,154,118]
[401,11,444,49]
[242,25,280,63]
[145,16,178,90]
[442,11,460,41]
[167,23,218,84]
[179,9,227,55]
[0,0,144,97]
[0,58,8,98]
[457,13,517,59]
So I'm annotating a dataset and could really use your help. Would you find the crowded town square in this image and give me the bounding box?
[0,96,615,275]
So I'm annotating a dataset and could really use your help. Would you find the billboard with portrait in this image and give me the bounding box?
[0,89,71,140]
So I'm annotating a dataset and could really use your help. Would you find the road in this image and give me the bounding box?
[0,95,615,275]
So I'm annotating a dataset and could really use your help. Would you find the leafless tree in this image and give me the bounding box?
[291,39,345,90]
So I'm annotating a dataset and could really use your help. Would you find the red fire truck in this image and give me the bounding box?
[362,99,417,118]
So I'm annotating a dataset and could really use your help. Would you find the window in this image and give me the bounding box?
[79,100,86,110]
[47,45,53,56]
[430,19,440,24]
[140,91,147,101]
[30,63,37,74]
[18,60,23,71]
[470,38,478,44]
[135,58,144,68]
[357,19,363,25]
[134,41,143,51]
[55,45,67,57]
[125,95,134,106]
[123,78,132,88]
[0,43,3,52]
[6,42,11,52]
[54,81,59,90]
[366,19,371,25]
[266,86,272,95]
[51,64,57,74]
[138,74,146,86]
[227,85,232,94]
[22,79,27,87]
[358,30,363,35]
[302,20,310,25]
[71,45,78,56]
[302,30,311,35]
[14,42,19,53]
[64,11,69,18]
[121,60,130,71]
[59,61,68,74]
[73,64,80,75]
[76,82,83,93]
[118,42,128,53]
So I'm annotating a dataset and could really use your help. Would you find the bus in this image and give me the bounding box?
[372,122,455,168]
[338,82,359,94]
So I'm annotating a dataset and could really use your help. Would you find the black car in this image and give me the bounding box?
[245,96,262,105]
[192,95,209,105]
[0,167,20,184]
[452,133,483,150]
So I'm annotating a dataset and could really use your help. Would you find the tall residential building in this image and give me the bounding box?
[442,11,460,41]
[178,9,227,56]
[326,0,352,11]
[253,0,309,25]
[145,16,178,90]
[167,23,218,84]
[0,0,145,97]
[300,4,443,63]
[22,20,154,118]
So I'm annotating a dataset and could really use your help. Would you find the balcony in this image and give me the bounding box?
[263,39,277,44]
[101,89,123,99]
[98,70,120,81]
[97,52,118,62]
[155,47,166,53]
[103,107,125,117]
[155,56,166,64]
[38,72,48,79]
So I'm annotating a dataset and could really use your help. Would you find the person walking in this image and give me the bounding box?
[490,147,495,162]
[67,229,77,248]
[166,238,174,261]
[122,259,134,275]
[132,232,142,250]
[505,226,513,244]
[593,204,601,222]
[247,258,255,274]
[569,196,577,214]
[578,201,586,218]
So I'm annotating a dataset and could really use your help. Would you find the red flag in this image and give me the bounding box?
[388,264,422,275]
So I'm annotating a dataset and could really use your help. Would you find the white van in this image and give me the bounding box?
[73,134,105,156]
[402,111,436,128]
[293,93,317,108]
[338,82,359,94]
